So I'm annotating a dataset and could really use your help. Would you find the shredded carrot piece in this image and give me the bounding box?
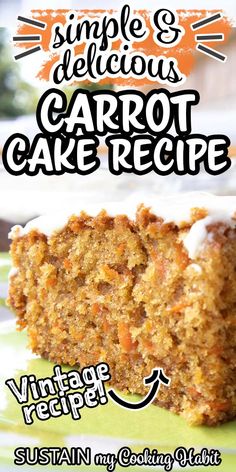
[118,321,137,352]
[174,243,189,270]
[167,301,189,313]
[116,242,126,256]
[63,258,72,270]
[102,264,120,282]
[46,277,57,288]
[187,387,201,398]
[150,249,166,280]
[102,319,110,333]
[143,339,154,353]
[91,303,102,315]
[209,400,231,412]
[209,345,223,356]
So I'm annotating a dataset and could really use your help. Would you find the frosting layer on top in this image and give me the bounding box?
[9,192,236,259]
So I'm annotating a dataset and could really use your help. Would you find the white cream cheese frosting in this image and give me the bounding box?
[9,192,236,259]
[8,267,18,280]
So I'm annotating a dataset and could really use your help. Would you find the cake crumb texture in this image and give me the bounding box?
[8,207,236,425]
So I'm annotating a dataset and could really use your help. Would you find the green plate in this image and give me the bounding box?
[0,254,236,471]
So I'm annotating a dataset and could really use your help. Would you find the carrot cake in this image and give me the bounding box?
[7,192,236,425]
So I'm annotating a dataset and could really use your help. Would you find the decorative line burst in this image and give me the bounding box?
[17,15,46,30]
[13,35,41,42]
[195,33,224,42]
[14,46,42,61]
[13,16,46,60]
[196,44,227,62]
[191,12,227,62]
[191,12,223,30]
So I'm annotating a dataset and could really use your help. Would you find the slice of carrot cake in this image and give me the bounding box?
[7,193,236,425]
